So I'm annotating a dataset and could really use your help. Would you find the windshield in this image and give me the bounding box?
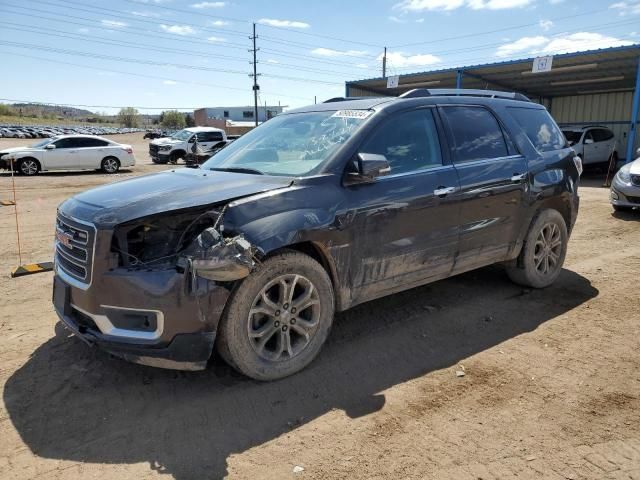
[171,129,194,141]
[202,110,369,176]
[30,138,55,148]
[563,130,582,145]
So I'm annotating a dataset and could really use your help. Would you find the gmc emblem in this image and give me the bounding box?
[56,229,73,248]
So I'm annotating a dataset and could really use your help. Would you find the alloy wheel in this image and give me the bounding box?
[534,223,562,275]
[103,158,119,173]
[247,274,321,362]
[20,159,38,175]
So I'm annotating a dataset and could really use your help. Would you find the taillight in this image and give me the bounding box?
[123,147,133,154]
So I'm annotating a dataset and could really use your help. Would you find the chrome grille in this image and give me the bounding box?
[55,214,96,285]
[149,144,159,156]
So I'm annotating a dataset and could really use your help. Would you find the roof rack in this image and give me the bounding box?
[399,88,531,102]
[322,96,380,103]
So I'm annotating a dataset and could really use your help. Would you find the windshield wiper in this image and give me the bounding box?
[209,167,264,175]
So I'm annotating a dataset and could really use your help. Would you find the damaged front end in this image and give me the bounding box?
[111,204,259,284]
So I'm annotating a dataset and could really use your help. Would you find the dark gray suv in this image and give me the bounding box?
[53,89,581,380]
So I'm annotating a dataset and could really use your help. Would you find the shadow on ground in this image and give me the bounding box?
[4,267,597,479]
[0,169,135,178]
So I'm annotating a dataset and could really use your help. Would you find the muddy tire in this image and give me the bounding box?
[216,251,334,381]
[506,209,568,289]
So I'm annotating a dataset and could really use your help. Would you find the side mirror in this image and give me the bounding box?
[584,138,594,145]
[346,153,391,184]
[45,144,56,150]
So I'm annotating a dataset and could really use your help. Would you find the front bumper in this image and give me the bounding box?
[610,178,640,208]
[52,264,231,370]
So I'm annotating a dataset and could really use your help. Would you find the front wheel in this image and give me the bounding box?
[506,209,568,288]
[101,157,120,174]
[18,158,40,176]
[216,251,335,381]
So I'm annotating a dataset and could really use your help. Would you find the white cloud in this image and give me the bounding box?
[468,0,533,9]
[380,50,442,67]
[101,20,127,28]
[394,0,532,10]
[389,15,407,23]
[207,36,227,42]
[211,20,230,26]
[311,47,369,57]
[539,19,553,31]
[78,27,90,33]
[416,17,425,22]
[541,32,633,54]
[163,80,178,85]
[610,1,640,16]
[258,18,310,29]
[160,24,196,35]
[191,1,225,8]
[355,63,370,68]
[495,32,633,58]
[267,59,280,64]
[130,10,161,18]
[395,0,464,11]
[496,36,548,57]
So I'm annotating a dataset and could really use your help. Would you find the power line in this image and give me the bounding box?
[391,6,614,48]
[0,6,382,72]
[0,98,211,110]
[0,50,316,102]
[0,22,372,78]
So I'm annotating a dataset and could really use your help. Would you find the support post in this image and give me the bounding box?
[382,47,387,78]
[625,55,640,163]
[250,23,259,127]
[456,69,463,89]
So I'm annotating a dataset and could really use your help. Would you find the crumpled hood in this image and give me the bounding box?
[60,168,293,228]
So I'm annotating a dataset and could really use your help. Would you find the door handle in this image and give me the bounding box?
[511,173,526,182]
[434,186,456,197]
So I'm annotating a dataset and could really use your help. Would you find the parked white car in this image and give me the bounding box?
[562,126,618,167]
[610,148,640,212]
[0,135,136,175]
[149,127,226,164]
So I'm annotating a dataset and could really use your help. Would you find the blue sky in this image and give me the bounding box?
[0,0,638,114]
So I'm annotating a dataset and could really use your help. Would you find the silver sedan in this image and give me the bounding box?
[610,148,640,212]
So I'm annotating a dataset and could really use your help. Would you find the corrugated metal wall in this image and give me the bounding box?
[550,91,638,160]
[346,86,380,97]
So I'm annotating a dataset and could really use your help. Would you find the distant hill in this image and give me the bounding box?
[10,103,94,118]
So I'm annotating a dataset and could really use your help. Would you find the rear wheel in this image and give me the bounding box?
[216,251,334,381]
[506,209,568,288]
[170,151,183,164]
[18,158,40,176]
[101,157,120,174]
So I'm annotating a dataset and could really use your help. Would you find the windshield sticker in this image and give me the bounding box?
[331,110,373,119]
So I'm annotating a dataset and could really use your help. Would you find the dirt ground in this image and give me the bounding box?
[0,133,639,480]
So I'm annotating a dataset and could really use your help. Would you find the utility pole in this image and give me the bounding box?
[382,46,387,78]
[249,22,260,127]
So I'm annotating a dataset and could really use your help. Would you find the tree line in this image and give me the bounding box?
[117,107,195,129]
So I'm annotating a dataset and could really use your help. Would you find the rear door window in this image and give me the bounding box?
[592,129,614,142]
[508,107,566,152]
[441,106,509,162]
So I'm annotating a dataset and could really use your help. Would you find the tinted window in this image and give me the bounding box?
[508,107,566,152]
[77,138,109,147]
[442,106,509,162]
[197,131,224,142]
[360,109,442,175]
[591,128,614,142]
[53,138,84,149]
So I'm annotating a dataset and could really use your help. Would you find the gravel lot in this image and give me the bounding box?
[1,133,639,479]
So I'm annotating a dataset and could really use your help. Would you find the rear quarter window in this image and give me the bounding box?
[508,107,566,153]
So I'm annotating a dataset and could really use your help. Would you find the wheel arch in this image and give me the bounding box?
[17,156,41,172]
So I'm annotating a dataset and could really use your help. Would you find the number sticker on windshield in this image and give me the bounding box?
[331,110,373,119]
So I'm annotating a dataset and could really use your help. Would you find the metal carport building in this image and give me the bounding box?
[345,44,640,163]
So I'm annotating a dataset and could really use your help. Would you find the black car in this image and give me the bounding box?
[53,89,581,380]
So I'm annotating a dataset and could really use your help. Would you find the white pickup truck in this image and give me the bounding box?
[149,127,227,164]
